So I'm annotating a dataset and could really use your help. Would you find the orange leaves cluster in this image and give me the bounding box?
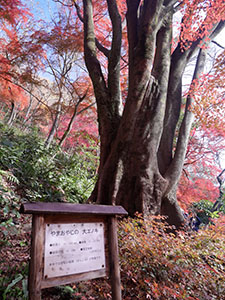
[178,124,224,209]
[190,56,225,136]
[0,1,47,113]
[0,0,29,25]
[0,1,36,111]
[178,175,219,210]
[0,80,28,109]
[180,0,225,50]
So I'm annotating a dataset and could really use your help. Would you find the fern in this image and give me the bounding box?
[0,170,19,185]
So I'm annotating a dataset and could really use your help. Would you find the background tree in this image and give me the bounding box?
[31,11,96,148]
[0,1,45,127]
[70,0,225,228]
[178,44,225,213]
[57,78,96,148]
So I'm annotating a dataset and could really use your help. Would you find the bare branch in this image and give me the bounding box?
[72,0,84,22]
[77,101,95,115]
[106,0,122,113]
[95,38,110,57]
[212,40,225,49]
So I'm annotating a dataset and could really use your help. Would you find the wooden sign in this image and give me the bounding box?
[20,202,128,300]
[44,222,106,278]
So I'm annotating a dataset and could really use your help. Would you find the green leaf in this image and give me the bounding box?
[3,274,23,300]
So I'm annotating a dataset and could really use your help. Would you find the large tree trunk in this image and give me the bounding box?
[80,0,225,228]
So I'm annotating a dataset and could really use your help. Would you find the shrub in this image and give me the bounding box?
[190,198,225,228]
[0,122,98,204]
[118,215,225,300]
[0,169,21,237]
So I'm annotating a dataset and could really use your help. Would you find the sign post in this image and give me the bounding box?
[20,202,127,300]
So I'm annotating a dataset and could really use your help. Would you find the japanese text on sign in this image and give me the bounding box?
[44,222,105,278]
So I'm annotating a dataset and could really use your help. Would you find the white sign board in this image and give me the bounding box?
[44,222,105,278]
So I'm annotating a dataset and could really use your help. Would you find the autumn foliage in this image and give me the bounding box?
[0,0,45,118]
[1,0,225,299]
[118,216,225,300]
[75,216,225,299]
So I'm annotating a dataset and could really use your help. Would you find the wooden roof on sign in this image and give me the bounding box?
[20,202,128,216]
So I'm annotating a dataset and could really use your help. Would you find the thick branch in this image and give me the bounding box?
[165,45,209,189]
[73,0,111,58]
[150,11,173,150]
[72,0,83,22]
[158,20,225,175]
[83,0,107,93]
[126,0,141,78]
[95,38,110,57]
[107,0,123,117]
[162,0,179,15]
[163,0,179,7]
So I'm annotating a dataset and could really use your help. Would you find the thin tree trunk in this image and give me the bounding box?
[7,101,17,127]
[58,96,94,147]
[22,93,33,126]
[45,100,62,148]
[58,106,77,147]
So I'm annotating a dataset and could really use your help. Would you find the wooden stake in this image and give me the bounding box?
[28,215,45,300]
[108,216,122,300]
